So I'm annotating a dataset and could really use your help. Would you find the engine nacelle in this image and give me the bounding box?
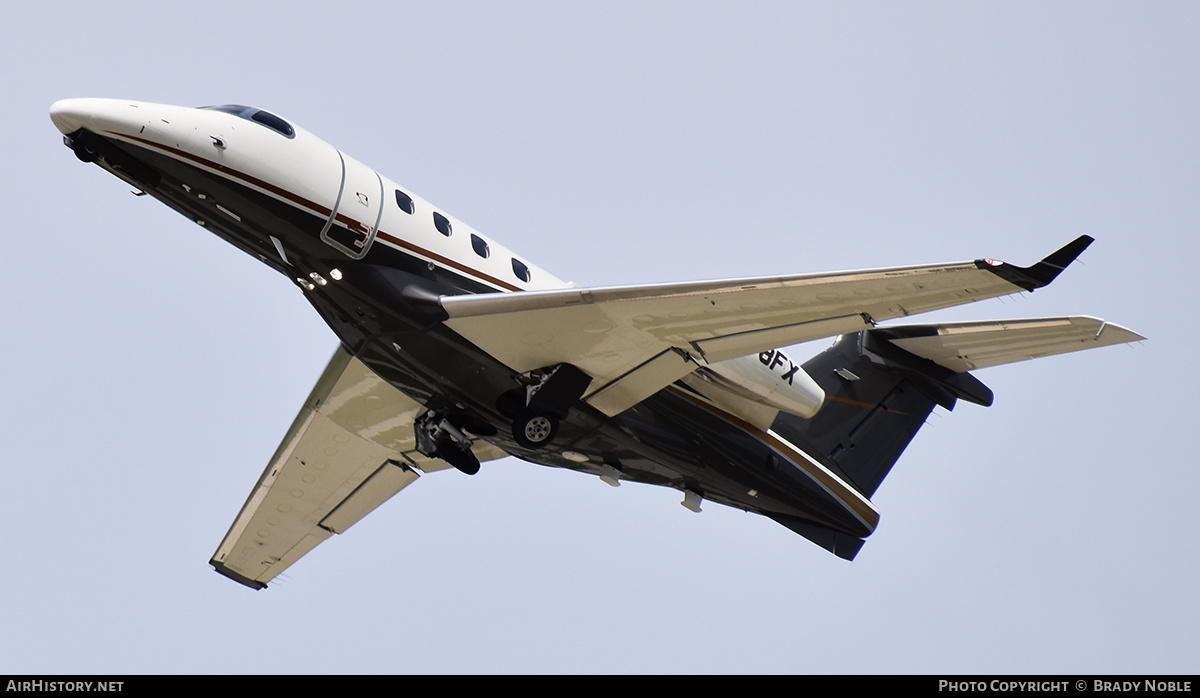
[683,349,825,429]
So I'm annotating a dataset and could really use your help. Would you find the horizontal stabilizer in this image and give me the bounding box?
[872,316,1144,373]
[770,313,1142,512]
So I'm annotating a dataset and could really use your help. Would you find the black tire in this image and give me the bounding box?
[512,410,558,449]
[435,440,481,475]
[70,133,99,163]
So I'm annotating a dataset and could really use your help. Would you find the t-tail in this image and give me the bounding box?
[767,315,1142,560]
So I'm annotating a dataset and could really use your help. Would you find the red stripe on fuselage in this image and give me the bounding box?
[112,131,522,294]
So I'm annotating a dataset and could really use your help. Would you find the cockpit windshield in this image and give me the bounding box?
[198,105,295,138]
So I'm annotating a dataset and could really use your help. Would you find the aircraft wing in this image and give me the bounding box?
[871,316,1145,373]
[442,236,1095,416]
[210,347,508,590]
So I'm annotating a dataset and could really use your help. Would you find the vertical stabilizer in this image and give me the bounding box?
[771,331,989,500]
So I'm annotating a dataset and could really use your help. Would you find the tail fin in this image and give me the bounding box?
[771,330,992,501]
[768,315,1141,557]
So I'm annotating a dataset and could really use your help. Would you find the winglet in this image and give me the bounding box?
[977,235,1094,292]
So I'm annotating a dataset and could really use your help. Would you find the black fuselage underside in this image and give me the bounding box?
[83,131,868,537]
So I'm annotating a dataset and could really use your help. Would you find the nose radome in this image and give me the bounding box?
[49,98,150,137]
[50,98,96,134]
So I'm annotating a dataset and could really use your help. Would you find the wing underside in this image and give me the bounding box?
[210,348,506,589]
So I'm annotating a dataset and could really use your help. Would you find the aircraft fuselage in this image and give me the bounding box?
[50,98,878,541]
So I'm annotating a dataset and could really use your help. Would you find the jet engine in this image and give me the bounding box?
[682,349,825,430]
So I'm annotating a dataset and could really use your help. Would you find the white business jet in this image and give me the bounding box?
[50,98,1142,589]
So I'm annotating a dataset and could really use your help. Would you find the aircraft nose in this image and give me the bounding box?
[49,98,95,134]
[49,98,148,137]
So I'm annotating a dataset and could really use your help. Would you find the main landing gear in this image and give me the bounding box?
[414,411,482,475]
[512,409,558,449]
[434,439,481,476]
[503,362,591,451]
[418,363,590,473]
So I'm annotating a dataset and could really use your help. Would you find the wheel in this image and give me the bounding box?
[513,410,558,449]
[435,440,481,475]
[69,132,99,163]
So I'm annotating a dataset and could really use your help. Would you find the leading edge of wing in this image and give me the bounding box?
[442,236,1092,321]
[440,237,1093,414]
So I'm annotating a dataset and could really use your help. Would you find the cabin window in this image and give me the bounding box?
[433,212,452,236]
[471,234,490,258]
[394,189,414,214]
[512,258,531,282]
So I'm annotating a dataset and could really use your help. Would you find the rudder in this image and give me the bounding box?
[771,330,992,500]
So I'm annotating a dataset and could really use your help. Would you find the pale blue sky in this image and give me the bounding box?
[3,1,1196,673]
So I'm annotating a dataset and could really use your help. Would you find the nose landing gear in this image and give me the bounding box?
[64,129,99,163]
